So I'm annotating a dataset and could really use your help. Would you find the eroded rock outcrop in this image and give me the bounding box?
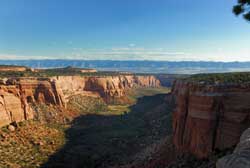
[172,80,250,158]
[53,75,160,103]
[217,128,250,168]
[0,66,29,72]
[0,78,66,127]
[0,75,160,128]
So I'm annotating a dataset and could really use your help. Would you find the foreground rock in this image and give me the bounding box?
[217,128,250,168]
[7,125,16,132]
[172,80,250,158]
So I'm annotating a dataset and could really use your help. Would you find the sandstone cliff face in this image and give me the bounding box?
[172,80,250,158]
[0,78,66,127]
[0,66,28,72]
[0,88,25,127]
[0,75,160,128]
[53,75,160,103]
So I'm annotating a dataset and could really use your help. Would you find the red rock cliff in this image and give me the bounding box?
[0,75,160,127]
[52,75,161,103]
[0,78,65,127]
[0,66,29,72]
[172,80,250,158]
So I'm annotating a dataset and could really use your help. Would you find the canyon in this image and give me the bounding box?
[0,75,160,128]
[1,66,250,167]
[172,79,250,159]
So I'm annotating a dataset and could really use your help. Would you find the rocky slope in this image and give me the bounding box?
[0,75,160,128]
[172,80,250,159]
[217,127,250,168]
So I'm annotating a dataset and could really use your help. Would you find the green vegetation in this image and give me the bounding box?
[106,105,131,115]
[32,104,74,124]
[67,96,109,114]
[0,87,173,168]
[127,87,170,104]
[0,66,176,78]
[32,67,126,77]
[0,66,132,78]
[187,72,250,84]
[42,89,173,168]
[233,0,250,21]
[128,87,170,99]
[0,121,66,168]
[0,65,28,68]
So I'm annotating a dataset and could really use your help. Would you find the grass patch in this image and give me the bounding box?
[67,96,109,114]
[105,105,130,115]
[128,87,170,103]
[0,121,66,168]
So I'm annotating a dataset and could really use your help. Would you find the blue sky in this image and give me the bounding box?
[0,0,250,61]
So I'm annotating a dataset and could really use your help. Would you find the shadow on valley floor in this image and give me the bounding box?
[40,93,174,168]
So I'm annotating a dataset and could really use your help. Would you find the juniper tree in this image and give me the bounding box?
[233,0,250,20]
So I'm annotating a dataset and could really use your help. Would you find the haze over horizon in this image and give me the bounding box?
[1,0,250,61]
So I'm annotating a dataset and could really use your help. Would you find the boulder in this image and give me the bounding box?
[8,125,16,132]
[217,128,250,168]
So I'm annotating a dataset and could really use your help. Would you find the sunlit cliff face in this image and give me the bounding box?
[0,75,160,128]
[172,79,250,158]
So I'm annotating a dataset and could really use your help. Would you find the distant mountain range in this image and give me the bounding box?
[0,60,250,74]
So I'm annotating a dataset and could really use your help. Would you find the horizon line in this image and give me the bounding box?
[0,59,250,63]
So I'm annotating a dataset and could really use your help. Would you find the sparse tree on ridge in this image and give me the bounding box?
[233,0,250,20]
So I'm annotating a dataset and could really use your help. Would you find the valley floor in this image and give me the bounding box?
[0,87,174,168]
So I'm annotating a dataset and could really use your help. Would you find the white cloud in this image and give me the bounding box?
[66,48,190,60]
[1,47,250,61]
[111,48,131,51]
[0,54,52,60]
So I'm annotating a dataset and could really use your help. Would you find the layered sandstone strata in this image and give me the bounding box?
[0,66,30,72]
[0,78,65,127]
[52,75,160,103]
[80,69,97,73]
[172,80,250,158]
[0,75,160,128]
